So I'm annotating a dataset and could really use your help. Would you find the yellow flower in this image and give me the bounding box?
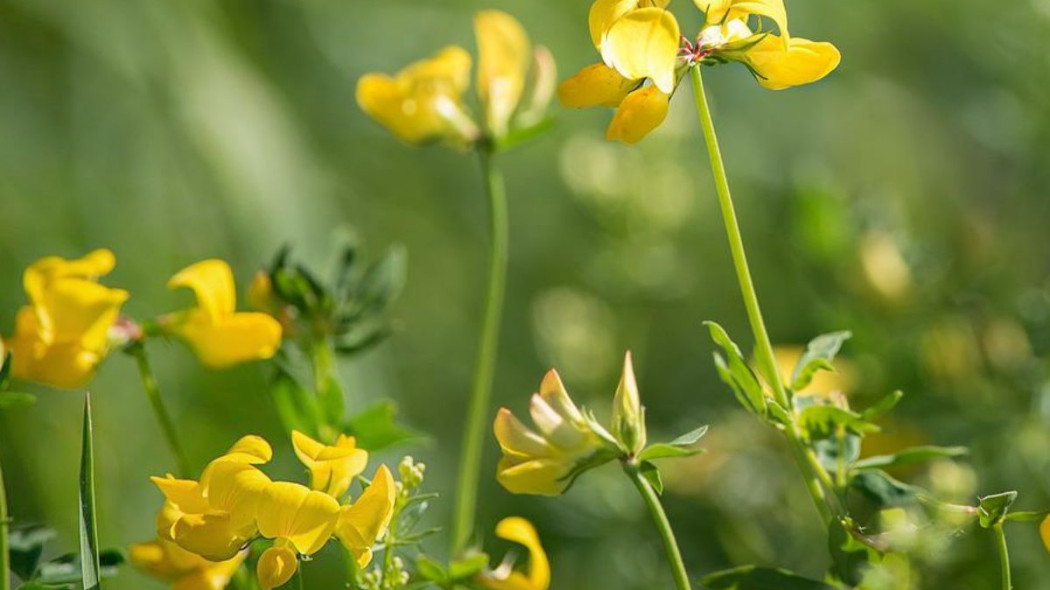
[691,0,840,90]
[153,436,274,561]
[494,370,618,496]
[292,430,368,499]
[334,465,396,567]
[5,249,128,389]
[255,482,342,590]
[129,538,246,590]
[357,11,553,146]
[163,260,282,369]
[476,517,551,590]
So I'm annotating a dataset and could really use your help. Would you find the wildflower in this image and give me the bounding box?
[611,352,646,455]
[254,482,342,590]
[129,538,246,590]
[357,10,554,146]
[334,465,396,567]
[291,430,368,499]
[162,259,282,368]
[494,370,619,495]
[4,249,129,389]
[476,517,550,590]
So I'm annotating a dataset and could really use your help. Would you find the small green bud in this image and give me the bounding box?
[612,351,647,456]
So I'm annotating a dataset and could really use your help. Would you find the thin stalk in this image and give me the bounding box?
[129,343,193,477]
[994,523,1012,590]
[624,464,692,590]
[295,567,305,590]
[0,456,9,590]
[451,145,509,552]
[689,65,834,526]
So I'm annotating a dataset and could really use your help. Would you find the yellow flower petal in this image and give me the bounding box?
[600,8,680,94]
[495,457,572,496]
[199,460,272,529]
[169,512,252,561]
[151,476,212,515]
[1040,515,1050,554]
[131,538,247,589]
[557,63,638,109]
[336,465,396,567]
[495,517,550,590]
[494,408,555,459]
[588,0,638,50]
[169,311,282,369]
[744,35,841,90]
[168,260,237,323]
[292,431,368,498]
[256,482,341,556]
[8,307,102,389]
[605,85,669,144]
[538,370,584,423]
[256,544,298,590]
[695,0,788,40]
[23,249,116,305]
[224,434,274,464]
[475,10,530,137]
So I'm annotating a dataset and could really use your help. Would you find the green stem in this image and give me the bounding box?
[689,65,834,526]
[994,523,1012,590]
[624,464,692,590]
[451,145,509,552]
[295,567,305,590]
[129,343,193,477]
[0,455,9,590]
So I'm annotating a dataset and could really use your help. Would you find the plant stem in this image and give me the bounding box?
[128,343,193,477]
[994,523,1012,590]
[451,145,509,552]
[689,65,834,526]
[624,464,692,590]
[0,455,9,590]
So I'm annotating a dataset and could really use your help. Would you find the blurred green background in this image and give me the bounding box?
[2,0,1050,588]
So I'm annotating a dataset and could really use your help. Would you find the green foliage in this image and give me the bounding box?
[637,425,708,462]
[704,321,766,417]
[701,565,837,589]
[78,395,100,590]
[977,492,1018,528]
[344,401,425,451]
[10,524,124,589]
[791,332,851,392]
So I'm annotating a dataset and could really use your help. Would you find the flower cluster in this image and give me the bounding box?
[135,432,395,590]
[560,0,841,143]
[493,353,644,495]
[357,10,555,147]
[1,251,282,390]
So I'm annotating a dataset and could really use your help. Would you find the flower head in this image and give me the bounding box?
[476,517,550,590]
[494,370,619,496]
[357,10,554,147]
[4,249,128,389]
[292,430,369,499]
[129,538,246,590]
[162,260,282,368]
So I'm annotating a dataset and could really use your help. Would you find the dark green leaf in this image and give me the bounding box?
[354,246,406,317]
[798,405,878,439]
[269,369,321,438]
[344,400,424,451]
[791,331,851,392]
[79,394,101,590]
[8,525,57,580]
[812,432,860,474]
[705,321,766,416]
[333,324,395,356]
[851,446,968,471]
[850,469,922,509]
[448,553,489,580]
[669,425,709,447]
[637,443,704,462]
[701,565,837,589]
[860,391,904,421]
[978,491,1017,528]
[0,392,36,410]
[639,461,663,495]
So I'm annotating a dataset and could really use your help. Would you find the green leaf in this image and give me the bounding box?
[79,394,101,590]
[850,469,922,509]
[978,491,1018,528]
[791,331,851,392]
[316,374,346,428]
[669,425,709,447]
[448,553,489,580]
[0,392,36,410]
[701,565,837,589]
[415,554,448,583]
[344,400,424,451]
[269,370,321,438]
[36,550,124,585]
[797,405,878,439]
[827,518,878,586]
[638,443,704,462]
[0,350,12,388]
[8,525,57,580]
[639,461,663,495]
[860,391,904,421]
[1004,510,1046,523]
[496,116,555,152]
[705,321,766,416]
[851,446,968,471]
[354,245,407,318]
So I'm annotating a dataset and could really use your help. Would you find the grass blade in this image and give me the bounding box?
[79,393,101,590]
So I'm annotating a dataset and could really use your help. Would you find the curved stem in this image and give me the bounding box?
[451,145,509,552]
[0,454,9,590]
[994,523,1012,590]
[129,343,193,477]
[689,65,834,526]
[624,464,692,590]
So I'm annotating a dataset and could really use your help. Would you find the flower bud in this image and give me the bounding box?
[611,351,646,455]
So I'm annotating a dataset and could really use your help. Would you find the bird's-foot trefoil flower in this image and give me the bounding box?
[160,259,282,369]
[4,249,129,389]
[357,10,555,149]
[493,369,621,495]
[129,538,246,590]
[292,430,368,499]
[476,517,551,590]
